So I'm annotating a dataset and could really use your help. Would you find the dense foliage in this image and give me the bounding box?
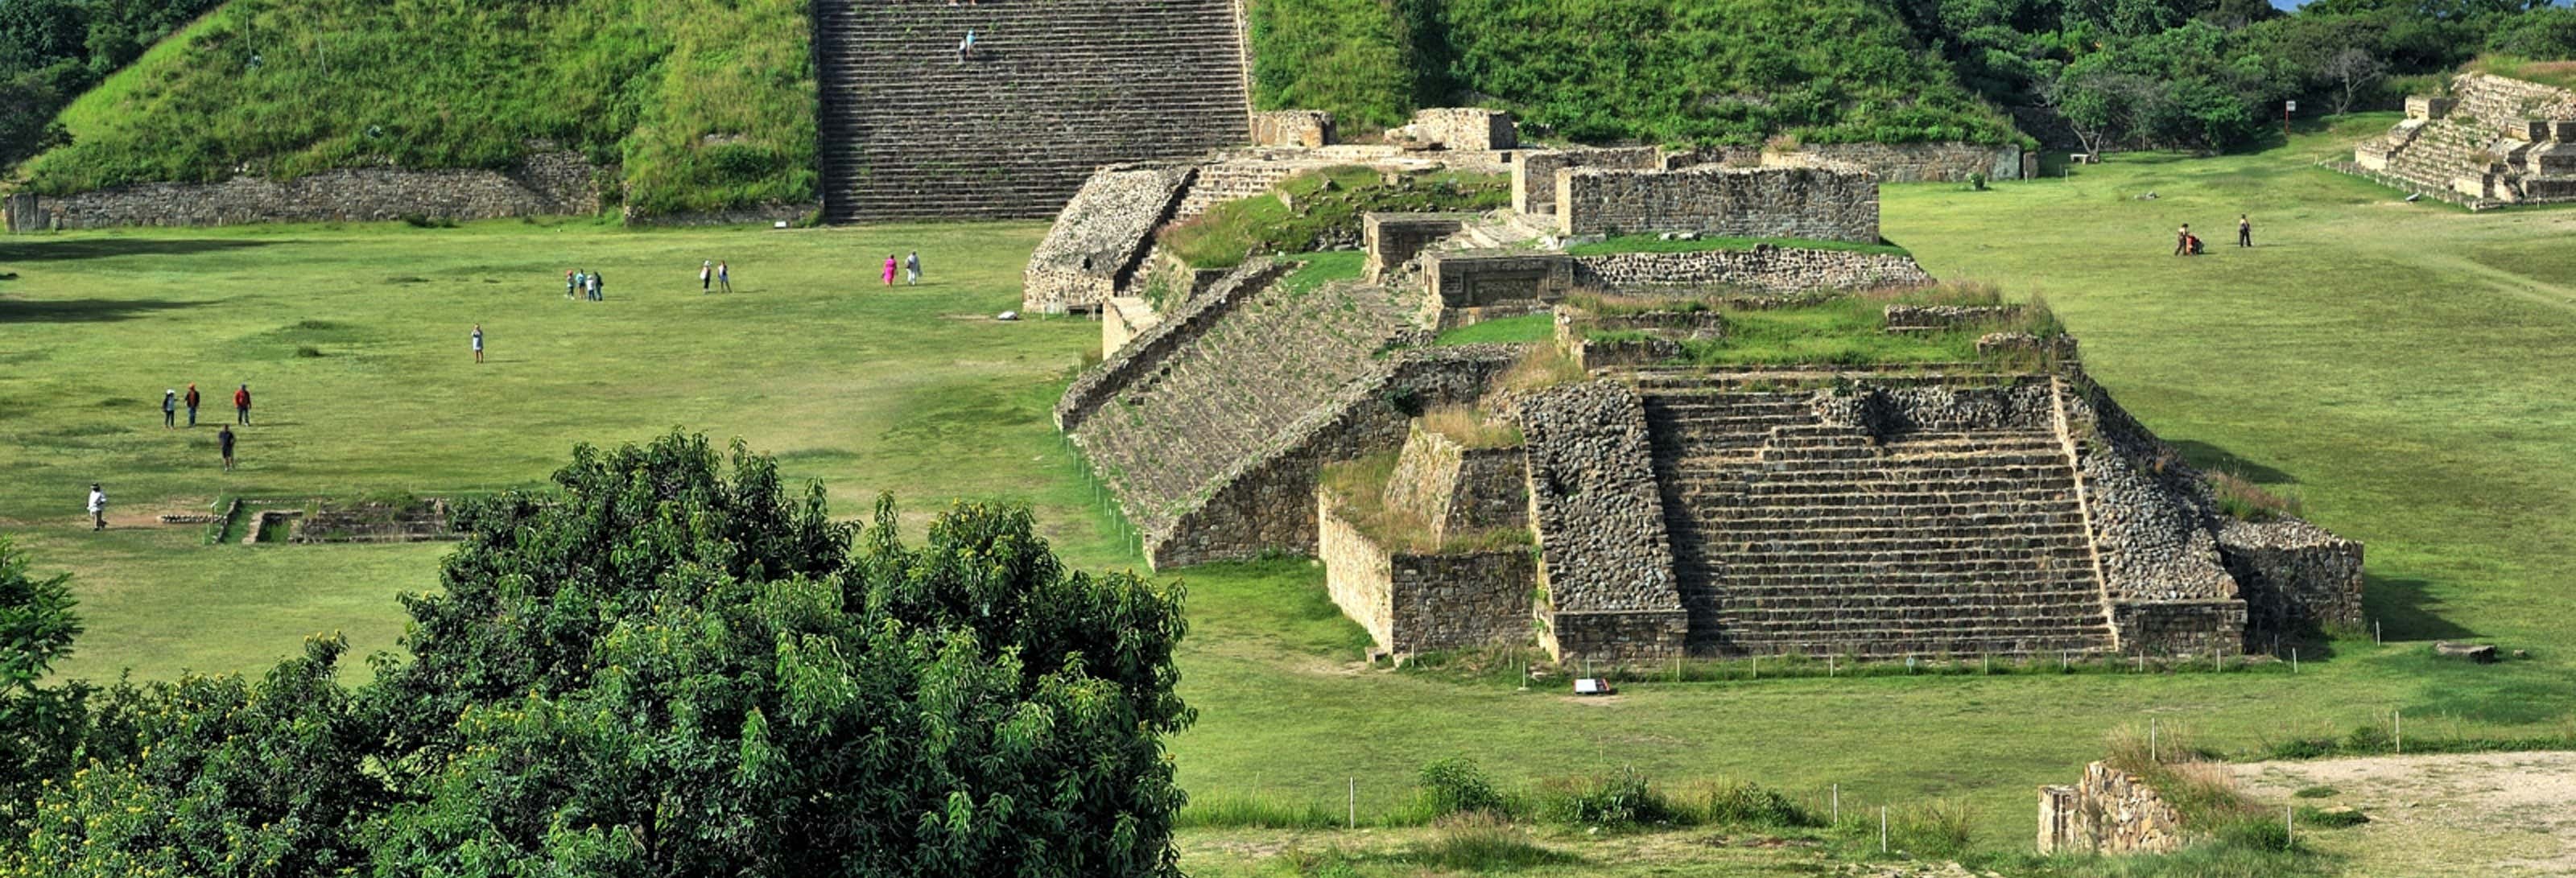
[6,0,815,215]
[1248,0,2576,153]
[0,433,1195,877]
[0,0,227,171]
[1248,0,2022,146]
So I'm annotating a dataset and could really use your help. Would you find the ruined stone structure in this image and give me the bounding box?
[811,0,1251,222]
[1043,113,2356,665]
[1768,142,2034,183]
[1023,166,1198,315]
[1393,108,1520,151]
[1251,111,1336,148]
[2355,72,2576,206]
[1556,163,1880,241]
[2,151,598,232]
[2038,762,2186,855]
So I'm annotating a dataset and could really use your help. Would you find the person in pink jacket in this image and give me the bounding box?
[882,254,898,286]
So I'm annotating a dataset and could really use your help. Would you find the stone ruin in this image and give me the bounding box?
[1038,118,2361,668]
[2356,72,2576,207]
[2038,762,2186,855]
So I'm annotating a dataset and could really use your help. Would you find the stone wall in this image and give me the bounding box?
[1571,247,1930,295]
[1252,110,1335,148]
[1384,425,1528,541]
[2058,367,2240,604]
[1556,164,1879,242]
[5,151,598,232]
[2451,72,2576,138]
[1102,295,1161,354]
[1427,251,1575,307]
[618,202,815,227]
[1022,164,1195,314]
[1364,212,1469,283]
[2037,761,2186,855]
[1767,142,2029,183]
[1318,497,1536,656]
[1146,345,1525,568]
[1884,304,2022,332]
[1513,147,1662,216]
[1518,381,1687,662]
[1397,108,1519,150]
[2219,517,2365,640]
[2111,600,2249,657]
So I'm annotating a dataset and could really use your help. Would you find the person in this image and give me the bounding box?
[87,484,106,531]
[2184,232,2203,255]
[905,250,922,285]
[184,383,201,427]
[700,260,713,293]
[717,262,732,294]
[218,425,237,472]
[572,270,586,300]
[566,270,579,299]
[590,270,604,301]
[471,324,485,364]
[883,254,898,286]
[162,390,178,428]
[233,384,252,425]
[2174,224,2192,256]
[958,30,976,64]
[2237,214,2252,248]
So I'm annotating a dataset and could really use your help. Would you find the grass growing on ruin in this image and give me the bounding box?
[1278,251,1368,296]
[1649,283,2058,368]
[1434,312,1553,345]
[1158,167,1509,269]
[1566,234,1911,258]
[21,0,817,215]
[2463,56,2576,91]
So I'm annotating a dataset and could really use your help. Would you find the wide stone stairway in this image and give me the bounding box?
[1071,279,1418,536]
[812,0,1253,222]
[1642,385,2118,657]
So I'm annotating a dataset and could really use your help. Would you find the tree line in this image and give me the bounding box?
[0,432,1195,876]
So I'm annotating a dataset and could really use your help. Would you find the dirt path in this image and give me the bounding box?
[2233,751,2576,877]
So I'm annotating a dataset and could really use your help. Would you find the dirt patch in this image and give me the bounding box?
[2233,751,2576,876]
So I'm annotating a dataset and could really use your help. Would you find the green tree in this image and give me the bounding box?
[0,537,89,837]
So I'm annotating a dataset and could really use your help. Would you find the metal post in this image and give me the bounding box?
[2395,710,2403,754]
[2375,619,2382,645]
[1832,784,1840,824]
[2151,718,2158,763]
[1829,654,1835,678]
[1752,655,1758,680]
[2286,802,2295,847]
[1348,777,1356,829]
[1880,806,1889,853]
[2292,648,2298,674]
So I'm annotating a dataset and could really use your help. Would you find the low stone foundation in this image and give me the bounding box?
[1557,163,1878,242]
[1319,499,1535,656]
[5,151,600,231]
[2111,600,2248,656]
[619,202,815,227]
[1365,212,1470,282]
[1513,147,1662,216]
[2037,761,2186,855]
[1427,251,1575,307]
[1766,142,2029,183]
[1252,110,1335,148]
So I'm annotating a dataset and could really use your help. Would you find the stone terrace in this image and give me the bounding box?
[1636,373,2117,657]
[1068,273,1420,540]
[2356,73,2576,205]
[812,0,1251,221]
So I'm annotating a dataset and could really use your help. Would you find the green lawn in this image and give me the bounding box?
[5,115,2574,874]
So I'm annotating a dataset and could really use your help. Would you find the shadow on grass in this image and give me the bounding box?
[2363,572,2475,643]
[0,237,281,262]
[0,297,204,324]
[2171,439,2297,484]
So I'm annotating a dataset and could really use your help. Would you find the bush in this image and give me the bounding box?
[1886,798,1975,858]
[1418,756,1510,818]
[2297,805,2370,828]
[1682,780,1817,828]
[1406,813,1574,871]
[1539,769,1675,828]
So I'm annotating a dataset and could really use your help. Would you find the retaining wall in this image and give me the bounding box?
[1319,499,1534,656]
[1769,142,2029,183]
[1513,147,1662,216]
[5,152,598,232]
[2037,761,2186,855]
[2219,517,2364,640]
[1571,247,1930,294]
[1519,381,1687,663]
[1023,164,1195,314]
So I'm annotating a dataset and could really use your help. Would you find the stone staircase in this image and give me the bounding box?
[1641,386,2117,657]
[1072,278,1418,534]
[2381,118,2499,196]
[812,0,1252,222]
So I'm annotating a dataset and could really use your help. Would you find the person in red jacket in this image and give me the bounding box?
[184,383,201,427]
[233,384,252,425]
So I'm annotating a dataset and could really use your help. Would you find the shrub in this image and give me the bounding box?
[2210,471,2303,522]
[1539,769,1675,828]
[2297,805,2369,828]
[1406,813,1573,871]
[2292,785,2339,799]
[1418,756,1510,818]
[1887,798,1975,858]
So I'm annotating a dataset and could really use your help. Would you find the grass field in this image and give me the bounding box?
[5,114,2574,874]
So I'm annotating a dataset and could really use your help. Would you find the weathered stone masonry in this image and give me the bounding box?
[1518,381,1689,662]
[2038,762,2186,855]
[1556,164,1880,242]
[5,151,598,232]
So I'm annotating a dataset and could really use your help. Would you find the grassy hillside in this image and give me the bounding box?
[16,0,814,216]
[1247,0,2021,145]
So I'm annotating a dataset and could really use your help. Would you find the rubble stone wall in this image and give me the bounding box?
[6,151,598,232]
[1365,212,1469,282]
[1022,164,1195,314]
[2037,761,2186,855]
[1513,147,1662,216]
[1766,142,2028,183]
[2218,517,2365,640]
[1252,110,1335,148]
[1518,381,1686,662]
[1403,108,1519,150]
[1429,252,1575,306]
[1557,164,1879,242]
[1571,248,1930,294]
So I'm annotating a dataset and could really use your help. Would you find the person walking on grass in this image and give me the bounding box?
[2174,224,2193,256]
[87,484,106,531]
[184,383,200,427]
[567,270,579,299]
[717,262,732,294]
[471,324,485,364]
[233,384,252,425]
[700,260,713,293]
[2238,214,2252,248]
[163,390,178,428]
[905,250,922,286]
[882,254,898,286]
[218,425,237,472]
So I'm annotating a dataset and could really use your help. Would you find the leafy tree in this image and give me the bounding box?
[2488,7,2576,58]
[6,432,1197,877]
[0,537,89,836]
[2326,46,2388,113]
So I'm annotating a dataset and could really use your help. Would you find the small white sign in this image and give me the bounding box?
[1574,678,1604,695]
[2286,100,2298,113]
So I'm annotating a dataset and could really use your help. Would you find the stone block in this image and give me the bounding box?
[1556,164,1879,242]
[2218,517,2363,640]
[2038,762,2185,855]
[2110,599,2247,657]
[1399,108,1519,150]
[1426,251,1574,307]
[2407,96,2457,120]
[1023,164,1195,313]
[1570,247,1930,295]
[1513,147,1662,216]
[1363,212,1469,282]
[1251,110,1335,148]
